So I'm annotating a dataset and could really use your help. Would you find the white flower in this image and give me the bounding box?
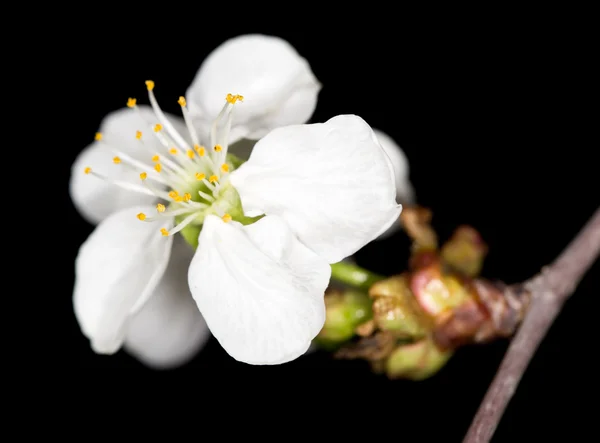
[185,34,320,145]
[372,128,415,240]
[73,84,400,365]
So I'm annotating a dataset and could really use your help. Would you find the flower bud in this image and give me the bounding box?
[440,225,488,277]
[369,275,428,338]
[385,338,452,380]
[316,289,373,347]
[410,262,470,316]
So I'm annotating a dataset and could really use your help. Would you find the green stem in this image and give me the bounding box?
[330,261,385,290]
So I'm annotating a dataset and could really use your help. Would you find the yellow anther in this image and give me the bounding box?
[84,167,92,174]
[140,172,147,180]
[209,175,218,183]
[175,196,183,202]
[135,131,143,140]
[194,145,205,156]
[156,203,166,213]
[153,123,163,132]
[145,80,155,91]
[154,163,162,173]
[94,132,102,141]
[168,190,179,200]
[214,145,222,152]
[127,98,137,108]
[178,96,187,107]
[195,172,205,181]
[183,193,192,202]
[160,228,169,236]
[113,156,121,164]
[221,163,229,173]
[186,149,195,159]
[151,154,160,162]
[137,213,147,221]
[169,147,178,155]
[226,93,244,104]
[222,213,232,223]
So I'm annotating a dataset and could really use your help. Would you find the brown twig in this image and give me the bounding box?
[463,207,600,443]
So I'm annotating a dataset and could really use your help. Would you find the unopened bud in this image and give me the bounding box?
[369,275,428,338]
[410,262,469,316]
[401,206,438,252]
[385,338,452,380]
[440,225,488,277]
[316,289,372,347]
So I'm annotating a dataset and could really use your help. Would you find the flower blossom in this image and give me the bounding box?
[73,83,401,365]
[70,34,321,368]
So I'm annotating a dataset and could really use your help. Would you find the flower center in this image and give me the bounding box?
[83,81,256,241]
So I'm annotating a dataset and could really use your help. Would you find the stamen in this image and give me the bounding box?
[169,147,178,155]
[152,155,160,162]
[156,203,166,213]
[210,101,231,153]
[195,172,206,181]
[186,150,195,159]
[160,228,169,236]
[194,145,206,156]
[95,132,102,141]
[145,81,192,151]
[140,172,147,180]
[136,131,143,140]
[127,98,137,108]
[197,190,215,202]
[85,169,159,197]
[166,212,201,236]
[209,175,218,183]
[110,150,166,184]
[222,213,232,223]
[137,213,147,221]
[154,163,162,173]
[202,178,217,192]
[154,124,163,133]
[214,145,222,152]
[183,193,192,202]
[226,93,244,104]
[180,97,202,147]
[221,163,229,173]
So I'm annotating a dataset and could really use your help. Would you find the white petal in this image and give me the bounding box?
[124,237,210,369]
[230,115,402,263]
[373,129,415,205]
[188,215,330,365]
[73,205,174,354]
[69,106,187,224]
[372,129,415,240]
[186,34,320,144]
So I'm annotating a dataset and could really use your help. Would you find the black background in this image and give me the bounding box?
[59,25,596,442]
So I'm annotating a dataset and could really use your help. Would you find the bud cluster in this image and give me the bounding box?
[317,207,530,380]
